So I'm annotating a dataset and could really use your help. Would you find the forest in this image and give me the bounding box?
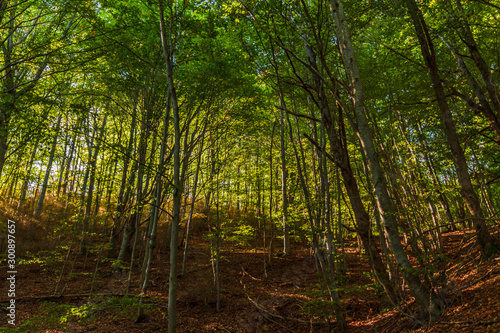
[0,0,499,332]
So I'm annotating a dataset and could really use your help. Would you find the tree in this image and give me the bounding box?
[0,0,79,178]
[33,115,61,218]
[403,0,497,257]
[329,0,444,321]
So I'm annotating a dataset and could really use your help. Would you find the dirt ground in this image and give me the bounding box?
[1,230,499,332]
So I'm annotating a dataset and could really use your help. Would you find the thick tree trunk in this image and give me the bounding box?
[404,0,497,257]
[302,38,400,307]
[329,0,444,320]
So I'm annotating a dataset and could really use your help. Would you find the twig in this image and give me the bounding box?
[260,311,296,332]
[239,264,262,281]
[439,317,500,326]
[449,239,479,279]
[459,267,500,291]
[0,293,125,303]
[239,273,327,326]
[216,327,234,333]
[422,219,499,235]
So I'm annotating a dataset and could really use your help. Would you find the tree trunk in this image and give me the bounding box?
[139,91,170,297]
[18,143,38,210]
[404,0,497,257]
[301,36,400,307]
[159,2,182,331]
[329,0,444,320]
[62,133,76,197]
[438,33,500,144]
[34,115,62,219]
[108,107,137,259]
[453,0,500,116]
[81,114,107,252]
[181,133,204,276]
[56,131,70,198]
[279,95,290,255]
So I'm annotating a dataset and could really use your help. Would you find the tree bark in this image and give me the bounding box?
[181,133,204,276]
[81,114,107,252]
[453,0,500,116]
[108,107,137,258]
[18,142,38,210]
[329,0,444,320]
[438,33,500,144]
[159,2,182,331]
[301,36,400,307]
[404,0,497,257]
[34,115,62,219]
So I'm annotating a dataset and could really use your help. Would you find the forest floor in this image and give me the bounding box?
[1,229,499,332]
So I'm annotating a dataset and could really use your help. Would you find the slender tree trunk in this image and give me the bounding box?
[268,122,275,264]
[124,98,154,260]
[81,115,107,252]
[34,115,62,219]
[109,108,137,258]
[286,102,345,329]
[159,2,182,331]
[416,123,455,227]
[181,133,204,276]
[215,151,221,313]
[62,132,76,197]
[453,0,500,115]
[139,91,170,298]
[18,143,38,210]
[7,170,18,205]
[279,95,290,255]
[56,131,69,198]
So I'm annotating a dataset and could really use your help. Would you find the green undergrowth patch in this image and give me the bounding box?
[300,298,339,320]
[222,223,256,247]
[11,296,160,332]
[299,289,339,320]
[17,247,67,266]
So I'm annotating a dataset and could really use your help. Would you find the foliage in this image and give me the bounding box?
[12,296,159,332]
[1,0,499,329]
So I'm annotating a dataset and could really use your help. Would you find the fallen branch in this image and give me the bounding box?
[239,264,263,281]
[0,293,126,303]
[259,311,296,333]
[239,271,329,327]
[459,267,500,291]
[439,317,500,326]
